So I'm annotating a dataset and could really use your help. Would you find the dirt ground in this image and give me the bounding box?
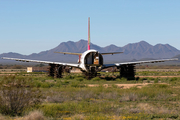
[87,83,167,89]
[136,76,180,78]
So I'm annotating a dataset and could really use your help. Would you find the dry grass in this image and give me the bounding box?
[45,92,67,103]
[23,110,46,120]
[0,114,6,120]
[137,103,156,114]
[137,103,176,114]
[70,114,85,120]
[136,69,180,72]
[120,93,138,102]
[46,90,97,103]
[87,83,154,89]
[115,103,176,115]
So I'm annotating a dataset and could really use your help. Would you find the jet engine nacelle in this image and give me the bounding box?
[79,50,103,72]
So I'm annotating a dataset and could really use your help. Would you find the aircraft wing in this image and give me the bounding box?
[1,57,79,67]
[54,52,82,55]
[103,58,178,68]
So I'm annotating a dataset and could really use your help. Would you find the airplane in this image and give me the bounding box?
[2,17,178,79]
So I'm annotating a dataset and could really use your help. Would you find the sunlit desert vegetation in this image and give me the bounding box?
[0,68,180,119]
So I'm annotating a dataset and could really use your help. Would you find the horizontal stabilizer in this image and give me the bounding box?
[54,52,82,55]
[101,52,123,55]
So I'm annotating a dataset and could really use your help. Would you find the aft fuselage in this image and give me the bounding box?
[79,50,103,73]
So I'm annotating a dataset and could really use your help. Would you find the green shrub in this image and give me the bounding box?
[104,76,115,81]
[91,77,101,81]
[154,79,159,83]
[112,84,118,88]
[40,103,72,117]
[154,84,169,88]
[115,78,121,82]
[54,81,62,87]
[0,76,42,116]
[64,75,75,80]
[61,80,69,85]
[76,78,84,82]
[70,81,80,87]
[41,82,51,88]
[33,81,42,88]
[170,77,178,82]
[70,81,85,88]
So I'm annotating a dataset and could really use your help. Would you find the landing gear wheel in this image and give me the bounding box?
[119,65,135,80]
[48,64,65,78]
[48,64,56,77]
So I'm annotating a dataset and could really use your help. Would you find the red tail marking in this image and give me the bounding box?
[79,55,81,63]
[88,17,90,50]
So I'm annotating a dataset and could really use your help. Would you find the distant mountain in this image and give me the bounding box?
[1,40,180,64]
[120,41,180,59]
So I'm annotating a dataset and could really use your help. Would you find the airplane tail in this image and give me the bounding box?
[88,17,90,50]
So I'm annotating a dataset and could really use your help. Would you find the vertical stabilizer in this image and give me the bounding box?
[88,17,90,50]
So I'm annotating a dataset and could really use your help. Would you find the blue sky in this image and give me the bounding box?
[0,0,180,55]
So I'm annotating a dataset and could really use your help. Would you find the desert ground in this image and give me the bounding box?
[0,67,180,120]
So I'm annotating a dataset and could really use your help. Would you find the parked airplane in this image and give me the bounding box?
[2,17,178,79]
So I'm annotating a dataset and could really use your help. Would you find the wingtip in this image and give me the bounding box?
[175,58,179,60]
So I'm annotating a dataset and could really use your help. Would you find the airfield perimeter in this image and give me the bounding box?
[1,67,180,119]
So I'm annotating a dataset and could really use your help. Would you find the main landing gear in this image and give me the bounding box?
[48,64,70,78]
[119,65,136,79]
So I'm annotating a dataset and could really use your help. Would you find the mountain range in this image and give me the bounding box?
[1,40,180,64]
